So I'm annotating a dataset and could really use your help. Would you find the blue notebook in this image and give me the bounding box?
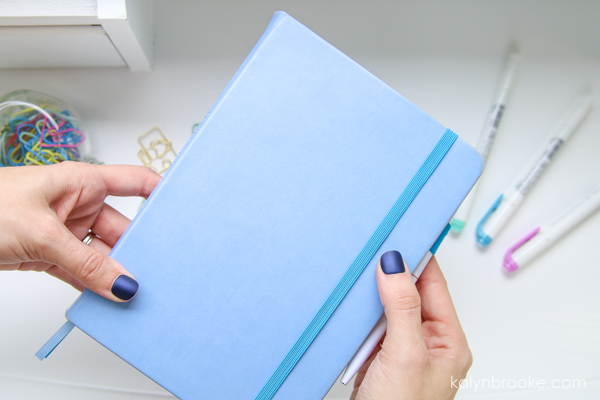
[40,11,481,400]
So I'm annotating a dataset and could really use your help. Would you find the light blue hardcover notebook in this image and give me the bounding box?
[39,11,481,400]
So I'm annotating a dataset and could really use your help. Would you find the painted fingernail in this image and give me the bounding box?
[111,275,139,301]
[381,250,405,274]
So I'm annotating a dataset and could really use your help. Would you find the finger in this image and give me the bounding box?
[416,256,462,327]
[64,202,130,247]
[353,334,384,388]
[351,344,381,400]
[376,250,426,354]
[88,235,112,255]
[45,265,85,291]
[417,256,471,372]
[65,212,100,242]
[94,164,161,198]
[17,237,111,292]
[90,203,131,247]
[40,221,138,302]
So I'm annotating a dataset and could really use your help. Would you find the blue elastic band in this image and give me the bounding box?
[255,129,458,400]
[35,320,75,360]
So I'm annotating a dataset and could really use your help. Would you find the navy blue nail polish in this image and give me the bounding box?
[111,275,139,301]
[381,251,405,274]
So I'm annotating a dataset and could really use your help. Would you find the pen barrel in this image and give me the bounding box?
[510,96,592,196]
[476,53,520,161]
[412,251,433,281]
[546,188,600,241]
[476,104,503,161]
[514,138,562,195]
[485,191,524,239]
[513,188,600,269]
[553,96,593,142]
[340,314,387,385]
[511,232,552,268]
[497,53,521,98]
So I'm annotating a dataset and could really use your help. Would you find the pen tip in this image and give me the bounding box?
[476,234,492,248]
[503,259,519,273]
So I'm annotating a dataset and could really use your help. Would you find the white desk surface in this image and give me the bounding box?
[1,1,599,399]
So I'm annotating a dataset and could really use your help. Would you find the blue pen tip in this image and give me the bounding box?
[476,234,492,248]
[475,194,503,249]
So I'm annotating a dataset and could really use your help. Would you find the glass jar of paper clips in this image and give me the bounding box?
[0,89,95,167]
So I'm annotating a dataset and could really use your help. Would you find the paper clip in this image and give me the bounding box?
[137,126,178,175]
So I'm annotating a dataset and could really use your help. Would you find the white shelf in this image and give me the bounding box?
[0,0,153,71]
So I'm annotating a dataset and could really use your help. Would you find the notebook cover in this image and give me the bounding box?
[65,11,482,400]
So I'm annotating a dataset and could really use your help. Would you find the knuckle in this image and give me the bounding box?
[390,290,421,312]
[60,160,83,171]
[56,160,79,175]
[75,251,108,283]
[59,160,91,180]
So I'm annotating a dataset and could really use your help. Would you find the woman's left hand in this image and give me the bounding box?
[0,162,160,302]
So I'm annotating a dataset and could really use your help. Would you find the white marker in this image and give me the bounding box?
[450,51,520,234]
[504,187,600,272]
[476,95,593,248]
[340,225,451,385]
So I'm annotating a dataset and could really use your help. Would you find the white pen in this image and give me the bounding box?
[451,51,520,234]
[340,224,451,385]
[476,95,593,248]
[503,187,600,273]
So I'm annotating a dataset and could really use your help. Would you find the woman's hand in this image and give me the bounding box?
[352,251,472,400]
[0,162,161,302]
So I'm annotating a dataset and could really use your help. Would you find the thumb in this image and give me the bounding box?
[376,250,427,358]
[43,223,138,302]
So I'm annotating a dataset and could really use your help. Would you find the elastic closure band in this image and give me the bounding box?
[35,320,75,360]
[255,129,458,400]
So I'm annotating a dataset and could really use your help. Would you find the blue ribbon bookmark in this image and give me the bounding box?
[255,129,458,400]
[35,320,75,360]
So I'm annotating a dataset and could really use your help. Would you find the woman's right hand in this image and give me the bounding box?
[351,251,472,400]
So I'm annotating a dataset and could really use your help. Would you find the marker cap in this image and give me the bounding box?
[476,194,503,247]
[450,218,465,233]
[502,227,541,273]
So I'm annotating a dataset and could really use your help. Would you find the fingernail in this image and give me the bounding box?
[111,275,139,301]
[381,250,405,274]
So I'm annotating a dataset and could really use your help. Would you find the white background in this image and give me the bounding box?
[1,1,599,399]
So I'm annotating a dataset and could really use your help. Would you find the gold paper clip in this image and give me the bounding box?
[137,126,178,174]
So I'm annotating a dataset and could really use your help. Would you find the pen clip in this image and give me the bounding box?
[476,194,503,247]
[502,227,541,273]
